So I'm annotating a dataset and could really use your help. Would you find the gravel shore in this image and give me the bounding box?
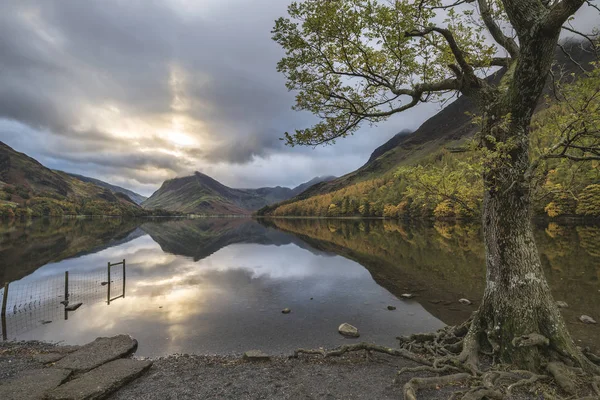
[1,341,459,400]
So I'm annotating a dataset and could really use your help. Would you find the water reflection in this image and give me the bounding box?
[0,217,598,355]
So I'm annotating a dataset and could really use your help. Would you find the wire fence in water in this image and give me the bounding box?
[1,260,126,341]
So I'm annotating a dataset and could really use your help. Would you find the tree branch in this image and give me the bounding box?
[477,0,520,58]
[405,27,475,77]
[545,0,587,33]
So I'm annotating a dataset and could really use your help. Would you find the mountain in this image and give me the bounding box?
[65,173,147,205]
[142,172,336,215]
[291,175,337,197]
[0,141,145,217]
[258,42,598,216]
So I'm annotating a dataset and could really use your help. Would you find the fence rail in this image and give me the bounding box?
[1,260,126,341]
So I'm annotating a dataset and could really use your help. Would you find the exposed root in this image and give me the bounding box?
[291,342,431,366]
[583,349,600,365]
[394,364,460,383]
[291,320,600,399]
[506,373,548,396]
[512,333,550,348]
[460,388,503,400]
[548,361,577,395]
[403,373,471,400]
[592,376,600,396]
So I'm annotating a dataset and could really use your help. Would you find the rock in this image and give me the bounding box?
[243,350,271,361]
[53,335,138,373]
[338,323,359,338]
[282,308,291,314]
[65,302,83,312]
[458,298,472,305]
[310,297,313,300]
[579,315,597,324]
[387,306,396,311]
[1,368,71,400]
[400,293,415,299]
[47,359,152,400]
[32,353,66,364]
[556,301,569,308]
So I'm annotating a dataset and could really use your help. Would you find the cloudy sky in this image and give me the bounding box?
[0,1,597,196]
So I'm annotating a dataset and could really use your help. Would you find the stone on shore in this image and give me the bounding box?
[281,308,291,314]
[243,350,271,361]
[579,315,597,324]
[47,359,152,400]
[387,305,396,311]
[1,368,71,400]
[400,293,414,299]
[556,301,569,308]
[338,323,359,338]
[458,298,472,305]
[32,352,66,364]
[53,335,138,373]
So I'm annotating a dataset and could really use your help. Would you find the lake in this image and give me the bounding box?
[0,217,598,357]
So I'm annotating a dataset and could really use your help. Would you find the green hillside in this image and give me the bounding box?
[259,44,599,219]
[0,141,147,218]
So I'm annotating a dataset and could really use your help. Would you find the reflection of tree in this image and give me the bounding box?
[265,218,600,347]
[576,226,600,258]
[265,218,486,325]
[0,218,141,283]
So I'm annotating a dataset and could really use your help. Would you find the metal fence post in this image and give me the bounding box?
[107,262,111,305]
[122,259,126,299]
[1,282,9,340]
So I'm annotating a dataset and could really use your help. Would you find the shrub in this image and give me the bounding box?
[576,184,600,217]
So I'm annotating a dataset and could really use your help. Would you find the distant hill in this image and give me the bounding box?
[65,173,147,205]
[142,172,336,215]
[0,141,145,218]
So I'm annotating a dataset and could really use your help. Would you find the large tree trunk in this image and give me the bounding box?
[462,32,598,372]
[476,169,581,371]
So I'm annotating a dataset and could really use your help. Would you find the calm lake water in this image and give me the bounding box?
[0,217,598,356]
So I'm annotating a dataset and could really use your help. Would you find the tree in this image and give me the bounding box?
[273,0,600,396]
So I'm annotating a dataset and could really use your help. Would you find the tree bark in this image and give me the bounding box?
[477,168,582,370]
[466,31,597,372]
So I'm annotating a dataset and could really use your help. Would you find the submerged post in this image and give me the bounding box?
[64,271,69,302]
[107,262,111,305]
[1,282,9,340]
[122,259,126,299]
[64,271,69,320]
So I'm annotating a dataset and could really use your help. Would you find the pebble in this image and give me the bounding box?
[338,323,360,338]
[400,293,415,299]
[282,308,291,314]
[387,306,396,311]
[579,315,597,324]
[556,301,569,308]
[243,350,271,361]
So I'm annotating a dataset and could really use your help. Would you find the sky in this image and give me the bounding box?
[0,1,597,197]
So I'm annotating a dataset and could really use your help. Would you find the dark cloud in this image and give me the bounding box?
[0,0,597,195]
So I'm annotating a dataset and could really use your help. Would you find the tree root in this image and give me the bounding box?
[403,373,471,400]
[291,342,431,366]
[290,322,600,399]
[512,333,550,348]
[548,361,577,395]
